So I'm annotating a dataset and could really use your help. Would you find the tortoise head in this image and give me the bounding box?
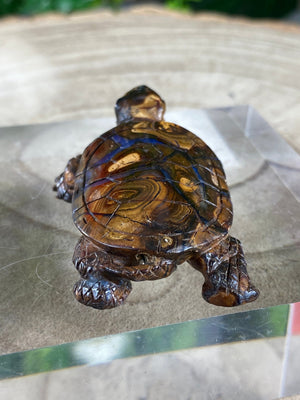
[115,85,166,124]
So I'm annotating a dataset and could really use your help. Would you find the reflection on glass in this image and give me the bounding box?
[0,302,290,380]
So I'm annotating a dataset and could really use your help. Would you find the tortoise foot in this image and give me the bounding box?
[73,274,132,309]
[204,237,259,307]
[202,276,259,307]
[53,155,81,203]
[189,236,259,307]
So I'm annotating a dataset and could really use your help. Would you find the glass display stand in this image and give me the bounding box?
[0,105,299,399]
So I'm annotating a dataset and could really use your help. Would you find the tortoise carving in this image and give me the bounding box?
[54,85,259,309]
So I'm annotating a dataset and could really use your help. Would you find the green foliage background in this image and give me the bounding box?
[167,0,297,18]
[0,0,297,18]
[0,0,120,15]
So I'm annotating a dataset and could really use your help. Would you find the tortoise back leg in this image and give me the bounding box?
[53,154,81,203]
[73,236,132,309]
[188,236,259,307]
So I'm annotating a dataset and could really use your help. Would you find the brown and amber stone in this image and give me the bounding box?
[54,85,259,309]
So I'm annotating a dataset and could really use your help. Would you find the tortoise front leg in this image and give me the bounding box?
[72,237,132,309]
[188,236,259,307]
[53,154,81,203]
[74,273,132,310]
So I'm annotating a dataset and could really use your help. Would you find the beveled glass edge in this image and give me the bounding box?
[0,105,297,381]
[220,105,300,201]
[0,303,291,380]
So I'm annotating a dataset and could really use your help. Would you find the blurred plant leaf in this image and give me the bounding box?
[0,0,297,18]
[0,0,104,16]
[166,0,297,18]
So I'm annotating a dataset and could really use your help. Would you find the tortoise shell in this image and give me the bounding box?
[54,85,259,309]
[72,119,232,256]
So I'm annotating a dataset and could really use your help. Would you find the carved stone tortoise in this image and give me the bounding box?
[54,85,259,309]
